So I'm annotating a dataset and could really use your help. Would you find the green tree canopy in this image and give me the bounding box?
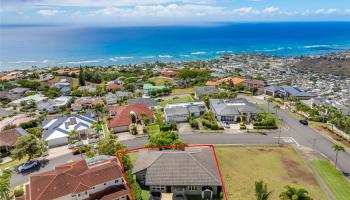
[279,185,312,200]
[11,134,48,161]
[255,180,272,200]
[0,170,12,200]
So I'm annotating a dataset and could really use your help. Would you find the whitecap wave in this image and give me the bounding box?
[142,56,156,59]
[158,55,172,58]
[304,45,332,48]
[66,59,104,64]
[8,60,37,64]
[180,55,191,57]
[216,50,232,54]
[191,51,207,55]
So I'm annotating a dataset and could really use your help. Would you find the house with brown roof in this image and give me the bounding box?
[205,77,245,86]
[17,158,130,200]
[243,79,265,95]
[107,104,154,133]
[71,97,105,112]
[160,70,178,78]
[0,127,27,155]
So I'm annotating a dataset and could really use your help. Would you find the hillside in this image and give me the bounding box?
[293,55,350,76]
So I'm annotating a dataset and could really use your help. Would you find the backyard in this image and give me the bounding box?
[159,95,194,107]
[215,145,328,200]
[311,159,350,200]
[149,76,175,85]
[171,87,194,95]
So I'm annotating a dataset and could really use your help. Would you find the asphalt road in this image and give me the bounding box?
[10,101,350,187]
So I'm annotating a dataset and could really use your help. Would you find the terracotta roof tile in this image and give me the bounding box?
[108,104,154,128]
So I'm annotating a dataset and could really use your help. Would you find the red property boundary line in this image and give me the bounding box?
[116,144,228,200]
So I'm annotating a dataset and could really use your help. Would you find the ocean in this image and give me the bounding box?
[1,22,350,71]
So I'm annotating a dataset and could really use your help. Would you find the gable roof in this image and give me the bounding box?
[132,147,222,186]
[26,159,124,200]
[41,113,96,141]
[127,98,158,107]
[108,104,154,128]
[194,86,220,98]
[0,128,27,147]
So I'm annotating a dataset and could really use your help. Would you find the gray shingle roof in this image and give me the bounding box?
[210,98,261,116]
[194,86,220,98]
[127,98,158,107]
[133,147,222,186]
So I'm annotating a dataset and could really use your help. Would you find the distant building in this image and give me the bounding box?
[264,85,317,100]
[160,70,177,78]
[243,79,264,95]
[164,101,206,123]
[17,158,130,200]
[127,97,158,108]
[209,98,261,123]
[106,80,125,91]
[8,87,30,95]
[9,94,48,107]
[71,97,104,112]
[78,86,96,93]
[105,91,132,105]
[37,96,71,113]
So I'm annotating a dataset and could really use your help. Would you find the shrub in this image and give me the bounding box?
[14,186,24,197]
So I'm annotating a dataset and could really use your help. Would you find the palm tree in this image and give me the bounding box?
[255,180,272,200]
[267,97,274,113]
[279,185,312,200]
[333,144,345,168]
[94,104,105,121]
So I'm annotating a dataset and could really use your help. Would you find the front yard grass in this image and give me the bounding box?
[0,157,27,171]
[147,123,160,134]
[310,159,350,200]
[215,146,327,200]
[160,95,194,107]
[141,189,150,200]
[171,87,194,95]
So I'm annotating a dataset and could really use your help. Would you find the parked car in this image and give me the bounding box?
[18,160,39,173]
[149,191,162,200]
[299,120,308,125]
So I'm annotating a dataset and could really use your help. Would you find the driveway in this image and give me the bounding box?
[117,132,136,141]
[177,123,194,134]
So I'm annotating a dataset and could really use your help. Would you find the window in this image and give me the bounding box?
[188,186,197,191]
[115,179,119,183]
[152,185,165,191]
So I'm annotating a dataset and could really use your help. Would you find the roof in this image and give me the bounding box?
[194,86,220,98]
[10,94,48,105]
[133,147,222,186]
[164,101,206,117]
[0,128,27,147]
[206,77,245,86]
[244,79,264,86]
[41,113,96,141]
[210,98,261,116]
[127,98,158,107]
[281,86,317,97]
[108,104,154,128]
[106,83,124,91]
[9,87,29,94]
[25,158,124,200]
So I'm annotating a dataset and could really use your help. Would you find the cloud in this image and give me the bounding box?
[315,8,341,15]
[262,6,280,14]
[37,9,66,16]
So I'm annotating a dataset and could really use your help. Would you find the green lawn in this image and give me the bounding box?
[141,190,150,200]
[0,157,27,171]
[311,159,350,200]
[149,76,175,85]
[215,146,327,200]
[160,95,194,107]
[148,123,160,134]
[171,87,194,95]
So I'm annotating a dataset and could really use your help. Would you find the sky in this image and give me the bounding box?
[1,0,350,26]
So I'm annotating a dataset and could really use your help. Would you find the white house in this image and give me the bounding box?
[37,96,71,113]
[41,113,96,148]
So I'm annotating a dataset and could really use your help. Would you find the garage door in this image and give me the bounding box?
[47,137,68,148]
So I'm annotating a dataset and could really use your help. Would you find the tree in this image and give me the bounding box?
[94,104,105,121]
[26,127,44,138]
[0,170,12,200]
[255,180,272,200]
[333,144,345,168]
[279,185,312,200]
[98,138,132,170]
[129,111,137,124]
[129,124,138,135]
[145,131,187,149]
[11,134,48,161]
[79,67,85,86]
[91,122,103,133]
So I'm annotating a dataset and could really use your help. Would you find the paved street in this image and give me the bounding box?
[10,98,350,187]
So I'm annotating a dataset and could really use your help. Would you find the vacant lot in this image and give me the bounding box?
[149,76,175,85]
[215,146,327,200]
[160,95,194,107]
[311,159,350,200]
[171,87,194,95]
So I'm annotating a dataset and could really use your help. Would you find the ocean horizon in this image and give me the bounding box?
[1,21,350,71]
